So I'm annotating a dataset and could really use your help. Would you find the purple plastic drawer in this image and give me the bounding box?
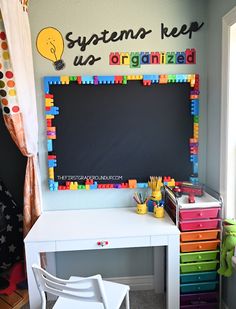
[180,304,218,309]
[180,291,218,306]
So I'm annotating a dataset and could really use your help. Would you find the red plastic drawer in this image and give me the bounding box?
[179,208,220,220]
[179,219,220,232]
[180,240,220,252]
[180,229,220,242]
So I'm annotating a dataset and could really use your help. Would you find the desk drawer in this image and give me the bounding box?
[180,260,219,273]
[56,236,150,251]
[179,219,220,232]
[179,208,220,220]
[180,250,219,263]
[180,291,218,306]
[180,240,220,253]
[180,230,220,242]
[180,271,218,284]
[180,281,218,294]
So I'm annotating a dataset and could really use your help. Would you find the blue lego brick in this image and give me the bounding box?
[191,99,199,116]
[176,52,186,64]
[140,52,150,64]
[97,76,115,84]
[48,159,57,168]
[90,182,98,189]
[48,180,58,191]
[189,176,199,184]
[81,76,94,84]
[190,154,198,163]
[45,106,59,115]
[47,139,53,152]
[44,76,61,93]
[137,183,148,188]
[143,75,159,83]
[176,74,187,82]
[193,162,199,174]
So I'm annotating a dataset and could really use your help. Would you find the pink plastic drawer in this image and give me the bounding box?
[179,208,220,221]
[179,219,220,232]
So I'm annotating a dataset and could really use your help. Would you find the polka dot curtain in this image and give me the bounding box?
[0,0,41,236]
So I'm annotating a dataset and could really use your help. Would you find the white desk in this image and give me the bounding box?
[24,207,180,309]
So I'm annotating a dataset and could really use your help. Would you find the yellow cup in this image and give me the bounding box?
[136,203,147,215]
[154,206,164,218]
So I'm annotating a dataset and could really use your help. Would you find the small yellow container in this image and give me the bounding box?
[154,206,164,218]
[136,203,147,215]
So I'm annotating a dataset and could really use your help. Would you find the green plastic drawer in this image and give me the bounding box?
[180,271,218,284]
[180,260,219,273]
[180,281,218,293]
[180,250,219,263]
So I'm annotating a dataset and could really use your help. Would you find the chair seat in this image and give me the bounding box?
[53,276,129,309]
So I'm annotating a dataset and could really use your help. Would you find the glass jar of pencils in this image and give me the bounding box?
[136,203,147,215]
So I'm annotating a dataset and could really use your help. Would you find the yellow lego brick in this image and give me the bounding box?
[85,184,90,190]
[48,167,54,180]
[60,76,70,84]
[120,52,130,65]
[127,75,143,80]
[46,115,55,120]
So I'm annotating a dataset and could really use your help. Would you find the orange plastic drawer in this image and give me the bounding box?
[180,240,220,253]
[180,229,220,242]
[179,219,220,232]
[179,208,220,220]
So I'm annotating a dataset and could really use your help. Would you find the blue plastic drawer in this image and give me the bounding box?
[180,281,218,294]
[180,271,218,284]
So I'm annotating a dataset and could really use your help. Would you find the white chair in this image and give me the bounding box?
[32,264,130,309]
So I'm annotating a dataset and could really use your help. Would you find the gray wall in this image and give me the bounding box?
[207,1,236,308]
[28,0,207,283]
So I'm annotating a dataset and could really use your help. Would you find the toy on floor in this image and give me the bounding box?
[218,219,236,277]
[0,261,26,295]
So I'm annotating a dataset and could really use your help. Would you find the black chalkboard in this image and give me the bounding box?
[50,81,193,184]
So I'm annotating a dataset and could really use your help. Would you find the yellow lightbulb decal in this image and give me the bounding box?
[36,27,65,70]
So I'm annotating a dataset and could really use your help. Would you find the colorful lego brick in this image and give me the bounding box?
[109,52,120,65]
[193,162,199,174]
[137,183,148,188]
[46,120,52,128]
[46,114,55,120]
[60,76,70,84]
[45,94,54,99]
[166,52,176,64]
[70,182,78,190]
[176,74,187,82]
[97,76,115,84]
[194,116,199,123]
[159,74,168,84]
[168,74,176,83]
[186,48,196,64]
[90,182,98,189]
[114,184,122,188]
[128,179,137,189]
[114,76,123,84]
[94,76,99,85]
[45,98,54,107]
[194,123,199,139]
[150,52,160,64]
[122,76,127,84]
[44,76,61,93]
[143,79,151,86]
[48,155,56,160]
[82,76,94,84]
[127,75,143,80]
[140,52,150,64]
[130,52,141,68]
[48,159,57,168]
[48,167,54,180]
[47,140,53,152]
[49,180,58,191]
[78,184,86,189]
[190,144,198,155]
[77,76,82,84]
[191,99,199,115]
[143,75,159,83]
[45,106,59,115]
[120,52,130,65]
[121,183,129,188]
[159,52,166,64]
[176,52,186,64]
[189,175,199,184]
[190,154,198,163]
[69,76,77,82]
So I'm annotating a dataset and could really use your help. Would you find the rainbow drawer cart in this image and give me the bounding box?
[165,187,222,309]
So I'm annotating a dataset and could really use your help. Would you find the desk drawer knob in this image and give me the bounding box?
[97,241,109,247]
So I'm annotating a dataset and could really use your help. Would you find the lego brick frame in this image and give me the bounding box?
[44,74,199,191]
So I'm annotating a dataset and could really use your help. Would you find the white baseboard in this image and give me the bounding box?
[104,275,154,291]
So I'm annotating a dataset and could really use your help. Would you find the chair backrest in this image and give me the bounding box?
[32,264,108,309]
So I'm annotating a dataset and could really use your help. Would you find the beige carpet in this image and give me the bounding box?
[22,290,165,309]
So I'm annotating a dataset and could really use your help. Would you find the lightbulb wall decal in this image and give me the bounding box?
[36,27,65,70]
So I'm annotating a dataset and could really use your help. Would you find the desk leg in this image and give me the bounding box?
[153,247,164,293]
[166,235,180,309]
[25,243,42,309]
